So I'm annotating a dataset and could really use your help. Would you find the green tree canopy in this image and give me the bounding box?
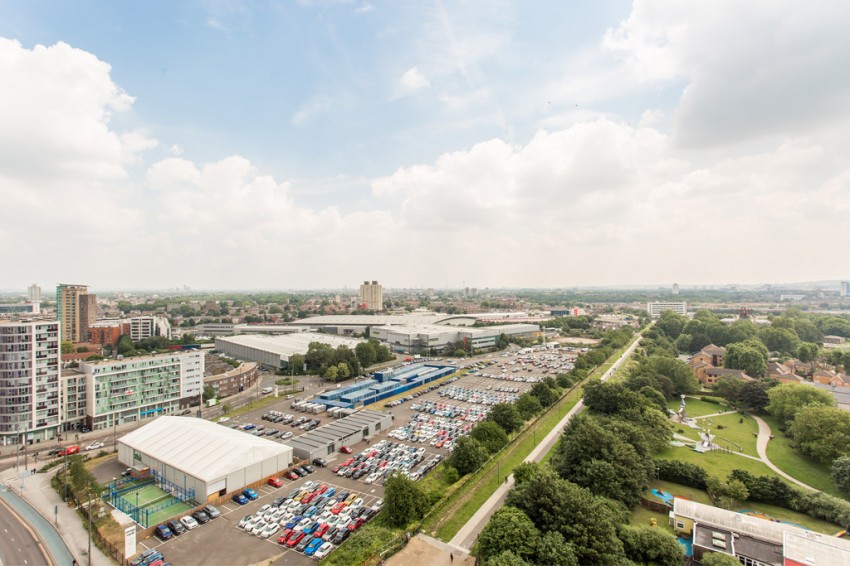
[701,552,747,566]
[486,551,530,566]
[117,334,134,355]
[514,393,543,421]
[619,525,684,566]
[384,472,427,527]
[790,405,850,464]
[534,531,578,566]
[469,421,509,454]
[487,403,523,434]
[551,414,653,507]
[506,468,626,565]
[449,436,489,475]
[766,383,835,426]
[478,507,540,562]
[629,355,699,396]
[831,456,850,496]
[758,326,801,354]
[725,339,768,377]
[529,382,559,408]
[796,342,819,364]
[737,380,773,411]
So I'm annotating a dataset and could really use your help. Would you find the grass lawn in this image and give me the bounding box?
[672,412,759,457]
[667,397,732,418]
[760,414,843,498]
[634,479,843,535]
[656,445,778,480]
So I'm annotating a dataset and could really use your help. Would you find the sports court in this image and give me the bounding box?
[106,472,195,527]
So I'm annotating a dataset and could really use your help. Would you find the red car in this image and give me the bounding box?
[342,458,354,466]
[348,517,365,532]
[331,502,347,515]
[331,464,344,473]
[286,531,306,548]
[339,446,353,454]
[277,529,293,545]
[314,523,330,538]
[268,477,283,487]
[315,484,328,495]
[301,492,316,504]
[285,471,299,480]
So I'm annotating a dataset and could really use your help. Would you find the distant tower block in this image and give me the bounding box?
[359,280,383,311]
[841,281,850,298]
[672,283,679,295]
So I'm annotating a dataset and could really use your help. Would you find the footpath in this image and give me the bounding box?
[1,465,112,566]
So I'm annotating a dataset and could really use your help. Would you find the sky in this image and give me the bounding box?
[1,0,849,292]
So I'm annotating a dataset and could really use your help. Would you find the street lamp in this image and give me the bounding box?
[87,490,93,566]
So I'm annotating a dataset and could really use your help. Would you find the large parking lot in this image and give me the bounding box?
[126,348,579,563]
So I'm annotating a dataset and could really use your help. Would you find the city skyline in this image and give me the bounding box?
[1,2,849,289]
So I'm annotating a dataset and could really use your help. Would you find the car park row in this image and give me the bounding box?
[235,479,383,560]
[332,439,442,484]
[437,385,519,405]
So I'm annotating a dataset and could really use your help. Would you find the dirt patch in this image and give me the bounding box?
[387,535,472,566]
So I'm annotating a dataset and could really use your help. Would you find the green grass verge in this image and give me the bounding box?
[220,388,302,418]
[760,414,843,498]
[322,521,402,566]
[656,445,778,480]
[666,397,732,418]
[427,334,641,541]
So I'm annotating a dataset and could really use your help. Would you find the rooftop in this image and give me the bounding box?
[119,416,292,482]
[216,333,364,360]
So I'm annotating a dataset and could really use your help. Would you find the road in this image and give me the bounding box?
[448,333,643,552]
[0,496,50,566]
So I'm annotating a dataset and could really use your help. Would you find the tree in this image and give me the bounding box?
[758,326,801,354]
[582,381,640,415]
[117,300,133,313]
[478,507,540,562]
[117,335,134,355]
[766,383,835,426]
[655,310,687,340]
[707,476,749,509]
[487,403,522,434]
[619,526,684,566]
[551,414,653,507]
[354,341,377,368]
[384,472,426,527]
[203,385,215,401]
[449,437,488,475]
[486,551,530,566]
[529,382,559,408]
[221,403,231,415]
[470,421,509,454]
[324,365,338,381]
[701,552,746,566]
[790,405,850,464]
[796,342,819,364]
[336,362,350,380]
[737,380,772,411]
[725,340,768,377]
[831,457,850,495]
[514,393,542,421]
[629,355,699,395]
[506,468,626,565]
[534,531,578,566]
[512,462,541,486]
[288,353,305,375]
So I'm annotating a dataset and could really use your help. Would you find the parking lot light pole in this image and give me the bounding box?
[87,490,92,566]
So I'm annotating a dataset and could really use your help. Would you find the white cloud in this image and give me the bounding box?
[399,67,430,94]
[354,3,374,14]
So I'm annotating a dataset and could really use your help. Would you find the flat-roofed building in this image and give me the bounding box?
[647,301,688,318]
[286,410,392,461]
[359,280,383,311]
[215,333,364,370]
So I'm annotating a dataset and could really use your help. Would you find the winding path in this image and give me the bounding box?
[751,414,818,492]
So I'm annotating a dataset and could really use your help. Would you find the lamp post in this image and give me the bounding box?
[87,490,93,566]
[15,424,20,471]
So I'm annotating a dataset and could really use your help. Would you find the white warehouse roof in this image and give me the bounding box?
[216,333,365,362]
[119,416,292,482]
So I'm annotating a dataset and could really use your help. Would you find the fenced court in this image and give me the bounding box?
[105,470,196,527]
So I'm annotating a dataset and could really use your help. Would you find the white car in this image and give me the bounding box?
[85,441,104,451]
[251,520,268,536]
[302,480,318,491]
[257,504,272,516]
[180,515,199,530]
[337,516,352,530]
[293,517,311,532]
[238,515,254,529]
[260,522,280,539]
[314,542,334,559]
[371,499,383,512]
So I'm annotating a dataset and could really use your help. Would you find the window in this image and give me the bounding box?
[676,520,684,529]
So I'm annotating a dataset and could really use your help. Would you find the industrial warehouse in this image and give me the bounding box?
[369,323,539,354]
[214,332,364,370]
[313,362,456,409]
[117,416,294,501]
[286,410,393,462]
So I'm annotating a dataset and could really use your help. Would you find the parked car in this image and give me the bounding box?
[232,494,248,505]
[268,477,283,487]
[154,524,172,540]
[339,446,353,454]
[85,441,105,451]
[180,515,199,530]
[314,541,334,559]
[284,470,299,480]
[286,531,306,548]
[304,536,325,556]
[192,510,210,524]
[203,505,220,519]
[130,550,159,566]
[296,535,314,552]
[312,457,327,467]
[237,515,254,529]
[243,488,259,500]
[167,519,186,535]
